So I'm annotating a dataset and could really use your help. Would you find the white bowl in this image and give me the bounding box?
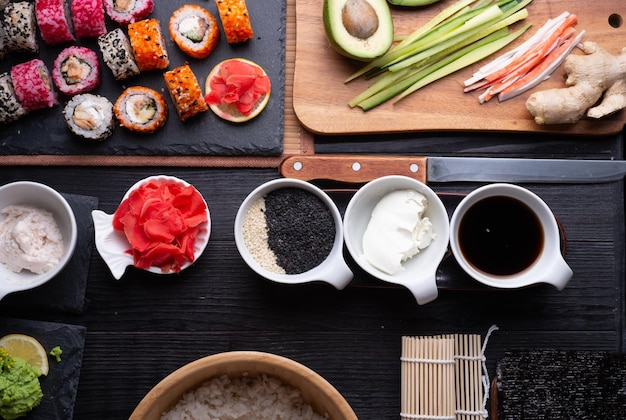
[129,351,357,420]
[0,181,77,301]
[92,175,211,280]
[343,176,450,305]
[234,178,353,289]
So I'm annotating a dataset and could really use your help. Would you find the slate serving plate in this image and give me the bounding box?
[0,0,285,157]
[0,318,86,420]
[0,193,97,314]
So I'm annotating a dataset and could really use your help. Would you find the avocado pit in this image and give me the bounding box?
[342,0,379,40]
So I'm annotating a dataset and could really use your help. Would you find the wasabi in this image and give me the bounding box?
[49,346,62,363]
[0,348,43,420]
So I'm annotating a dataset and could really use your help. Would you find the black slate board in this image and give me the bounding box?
[0,193,98,314]
[0,0,285,156]
[0,318,86,420]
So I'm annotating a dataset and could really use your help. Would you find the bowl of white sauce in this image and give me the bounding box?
[343,175,450,305]
[0,181,77,301]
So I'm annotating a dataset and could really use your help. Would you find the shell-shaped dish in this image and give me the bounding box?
[92,175,211,280]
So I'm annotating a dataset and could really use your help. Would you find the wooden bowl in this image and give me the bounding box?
[129,351,357,420]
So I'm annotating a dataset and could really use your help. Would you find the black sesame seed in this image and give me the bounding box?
[263,188,335,275]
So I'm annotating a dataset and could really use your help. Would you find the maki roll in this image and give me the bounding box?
[11,59,58,113]
[114,86,167,133]
[64,93,115,140]
[0,73,26,124]
[98,28,140,80]
[163,64,207,121]
[169,5,220,60]
[3,1,38,54]
[214,0,254,44]
[128,18,169,72]
[71,0,107,39]
[53,46,100,95]
[35,0,75,45]
[103,0,153,26]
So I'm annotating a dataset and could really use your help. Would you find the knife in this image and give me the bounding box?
[279,155,626,184]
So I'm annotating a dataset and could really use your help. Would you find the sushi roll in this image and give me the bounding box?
[214,0,254,44]
[114,86,167,133]
[98,28,140,80]
[0,24,8,60]
[35,0,75,45]
[63,93,115,140]
[163,64,207,121]
[128,18,169,72]
[103,0,153,26]
[11,59,58,113]
[3,1,38,54]
[71,0,107,39]
[169,4,220,60]
[53,46,101,96]
[0,73,26,124]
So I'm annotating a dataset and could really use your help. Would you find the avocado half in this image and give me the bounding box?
[323,0,394,61]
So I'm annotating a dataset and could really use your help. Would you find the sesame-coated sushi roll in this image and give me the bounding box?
[71,0,107,39]
[169,5,219,60]
[214,0,254,44]
[104,0,153,26]
[64,93,115,140]
[35,0,75,45]
[0,25,8,60]
[114,86,167,133]
[98,28,140,80]
[128,18,169,72]
[0,73,26,124]
[163,64,207,121]
[3,1,38,54]
[11,59,58,113]
[53,46,101,96]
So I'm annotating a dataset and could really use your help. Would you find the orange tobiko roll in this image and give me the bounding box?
[128,18,169,71]
[169,4,220,59]
[163,64,208,121]
[214,0,254,44]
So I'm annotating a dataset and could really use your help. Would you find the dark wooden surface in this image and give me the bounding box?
[0,128,624,419]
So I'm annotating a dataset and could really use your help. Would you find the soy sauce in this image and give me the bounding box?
[458,196,544,276]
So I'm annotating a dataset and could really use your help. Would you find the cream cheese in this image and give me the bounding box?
[362,189,435,275]
[0,205,65,275]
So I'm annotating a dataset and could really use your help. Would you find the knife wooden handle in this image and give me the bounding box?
[279,155,428,184]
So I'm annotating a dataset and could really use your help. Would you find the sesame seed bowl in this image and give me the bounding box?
[92,175,211,280]
[234,178,353,289]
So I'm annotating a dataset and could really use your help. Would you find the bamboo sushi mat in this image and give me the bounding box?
[0,0,313,168]
[401,329,497,420]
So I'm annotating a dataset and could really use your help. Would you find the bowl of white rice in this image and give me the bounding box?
[129,351,357,420]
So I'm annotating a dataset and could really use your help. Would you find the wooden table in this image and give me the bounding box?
[0,127,624,419]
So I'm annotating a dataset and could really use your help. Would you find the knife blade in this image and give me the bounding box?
[279,155,626,184]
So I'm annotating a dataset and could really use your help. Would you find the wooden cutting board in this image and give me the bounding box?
[293,0,626,136]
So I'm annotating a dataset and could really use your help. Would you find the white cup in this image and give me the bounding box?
[234,178,353,290]
[449,183,573,290]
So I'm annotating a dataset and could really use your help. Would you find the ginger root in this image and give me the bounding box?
[526,41,626,124]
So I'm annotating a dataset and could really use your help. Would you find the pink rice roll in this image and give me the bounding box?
[71,0,107,39]
[53,46,101,96]
[104,0,154,26]
[35,0,75,45]
[0,73,26,124]
[3,1,38,54]
[11,59,58,113]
